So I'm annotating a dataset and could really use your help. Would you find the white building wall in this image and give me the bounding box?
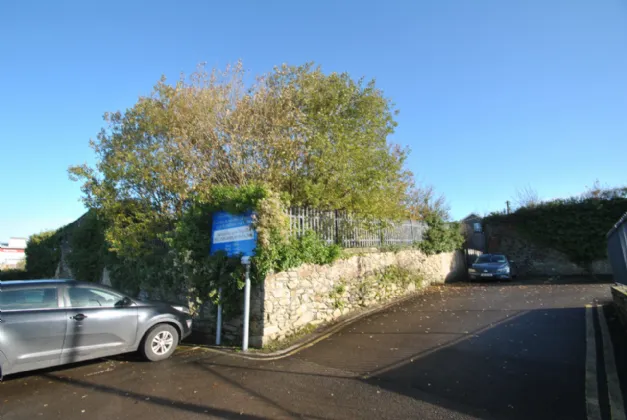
[0,237,27,268]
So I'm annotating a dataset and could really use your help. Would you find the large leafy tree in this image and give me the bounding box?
[404,183,451,221]
[69,62,412,257]
[267,64,410,217]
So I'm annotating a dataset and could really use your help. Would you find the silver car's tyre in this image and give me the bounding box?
[141,324,179,362]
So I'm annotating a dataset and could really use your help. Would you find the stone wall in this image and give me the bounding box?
[69,247,464,348]
[261,250,465,346]
[485,223,611,276]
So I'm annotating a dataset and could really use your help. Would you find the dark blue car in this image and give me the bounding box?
[468,254,518,281]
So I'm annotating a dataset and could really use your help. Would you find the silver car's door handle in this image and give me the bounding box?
[72,314,87,321]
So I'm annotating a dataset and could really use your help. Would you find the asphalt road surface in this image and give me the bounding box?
[1,279,625,420]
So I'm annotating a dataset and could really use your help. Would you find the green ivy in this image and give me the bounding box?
[18,184,347,318]
[329,281,347,309]
[187,251,245,317]
[378,244,406,253]
[17,184,341,316]
[377,265,424,289]
[166,186,342,315]
[253,230,343,280]
[485,197,627,266]
[197,184,270,215]
[354,265,425,305]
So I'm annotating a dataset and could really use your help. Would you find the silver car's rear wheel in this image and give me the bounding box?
[141,324,179,361]
[151,330,174,355]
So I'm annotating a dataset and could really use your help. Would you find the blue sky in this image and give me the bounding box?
[1,0,626,239]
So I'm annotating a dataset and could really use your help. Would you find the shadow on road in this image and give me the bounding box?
[194,306,589,420]
[363,307,587,420]
[42,373,269,420]
[193,362,328,420]
[2,352,147,382]
[32,350,330,420]
[3,283,610,420]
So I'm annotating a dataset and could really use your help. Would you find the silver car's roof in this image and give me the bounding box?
[0,279,81,287]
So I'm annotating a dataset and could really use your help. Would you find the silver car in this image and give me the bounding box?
[0,279,192,378]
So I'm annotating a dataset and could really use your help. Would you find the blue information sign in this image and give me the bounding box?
[210,211,257,257]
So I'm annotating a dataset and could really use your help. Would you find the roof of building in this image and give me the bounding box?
[461,213,482,222]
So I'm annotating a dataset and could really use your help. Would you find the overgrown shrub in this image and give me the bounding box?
[254,230,343,279]
[23,212,112,284]
[19,183,343,316]
[354,265,425,305]
[165,185,342,315]
[59,61,462,325]
[0,268,31,281]
[67,211,109,283]
[417,214,464,255]
[25,230,63,278]
[377,265,424,289]
[485,196,627,266]
[22,182,459,319]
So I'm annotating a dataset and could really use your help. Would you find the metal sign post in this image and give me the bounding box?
[241,256,251,351]
[215,288,223,346]
[209,210,257,351]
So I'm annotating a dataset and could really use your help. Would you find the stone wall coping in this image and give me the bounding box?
[612,284,627,296]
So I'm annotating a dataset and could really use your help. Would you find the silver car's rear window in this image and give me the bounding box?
[0,287,59,311]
